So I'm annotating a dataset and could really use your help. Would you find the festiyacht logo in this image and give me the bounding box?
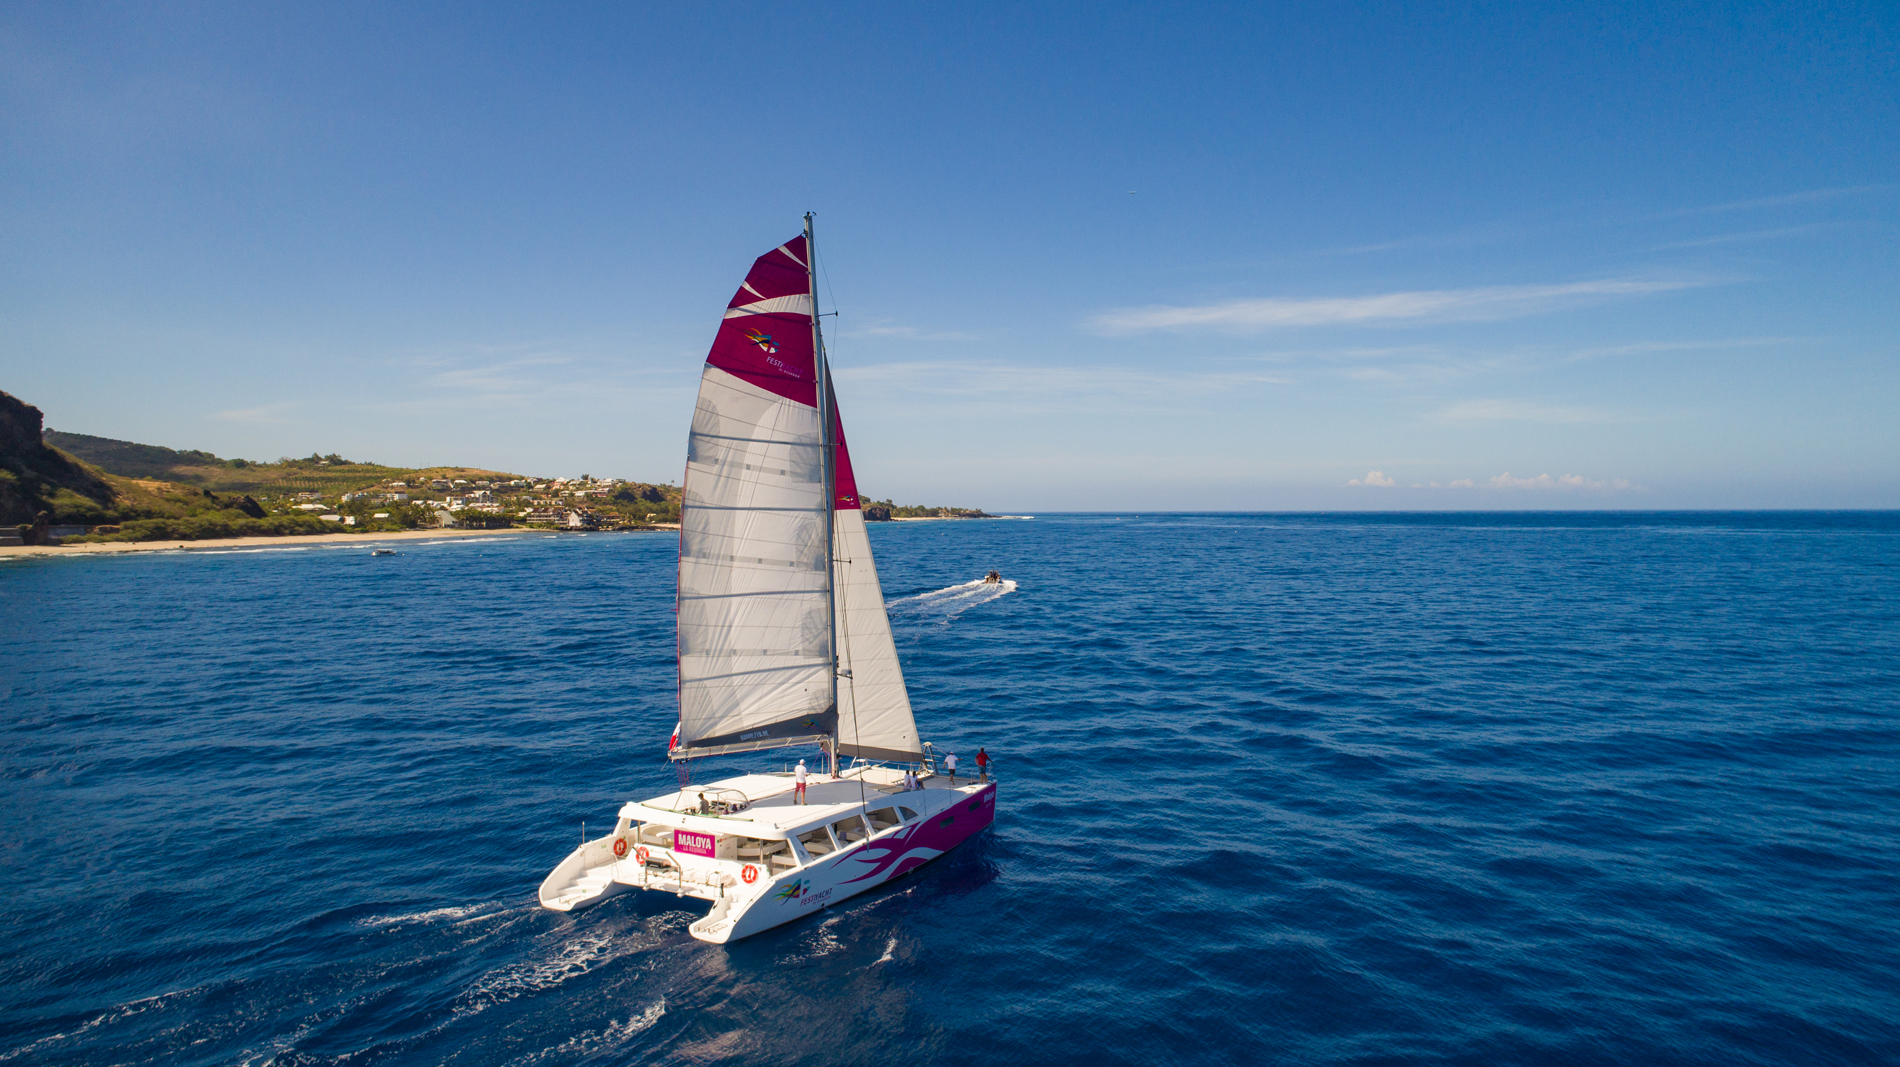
[742,327,776,353]
[774,879,810,902]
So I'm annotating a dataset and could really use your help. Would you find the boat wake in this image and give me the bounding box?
[886,578,1018,624]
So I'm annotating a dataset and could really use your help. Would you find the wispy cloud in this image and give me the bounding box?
[1568,336,1814,360]
[1662,184,1893,218]
[1650,222,1847,250]
[1091,277,1707,334]
[838,360,1289,414]
[362,345,699,417]
[212,403,295,424]
[1346,470,1396,487]
[843,320,975,342]
[1484,472,1634,490]
[1410,472,1639,491]
[1432,399,1612,423]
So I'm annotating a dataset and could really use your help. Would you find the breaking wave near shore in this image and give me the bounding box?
[885,578,1018,623]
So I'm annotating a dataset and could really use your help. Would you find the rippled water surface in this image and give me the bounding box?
[3,513,1897,1066]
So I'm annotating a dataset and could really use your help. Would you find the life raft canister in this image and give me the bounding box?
[741,864,759,884]
[612,838,628,858]
[635,846,650,864]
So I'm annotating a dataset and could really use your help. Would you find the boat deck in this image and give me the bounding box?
[628,767,982,832]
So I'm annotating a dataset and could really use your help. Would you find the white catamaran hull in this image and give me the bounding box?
[540,772,996,943]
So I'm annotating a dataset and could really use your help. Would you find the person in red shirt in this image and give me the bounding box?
[976,748,990,782]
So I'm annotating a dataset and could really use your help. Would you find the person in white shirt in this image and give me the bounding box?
[794,759,809,804]
[944,752,959,784]
[903,769,919,791]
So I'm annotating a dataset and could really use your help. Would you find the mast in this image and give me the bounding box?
[806,211,839,776]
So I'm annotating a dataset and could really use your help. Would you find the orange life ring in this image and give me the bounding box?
[741,864,759,884]
[612,838,628,858]
[635,846,650,864]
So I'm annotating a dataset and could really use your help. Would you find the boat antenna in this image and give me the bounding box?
[807,211,840,779]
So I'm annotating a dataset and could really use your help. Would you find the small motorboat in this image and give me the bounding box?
[982,570,1002,584]
[371,548,398,556]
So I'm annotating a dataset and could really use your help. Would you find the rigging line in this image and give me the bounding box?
[817,240,842,364]
[833,513,867,811]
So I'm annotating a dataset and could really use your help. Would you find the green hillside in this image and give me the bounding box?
[9,390,975,544]
[42,430,504,497]
[40,430,230,480]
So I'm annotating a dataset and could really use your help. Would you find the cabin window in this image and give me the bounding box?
[867,807,901,832]
[738,836,797,871]
[897,807,919,823]
[831,815,869,846]
[797,827,835,856]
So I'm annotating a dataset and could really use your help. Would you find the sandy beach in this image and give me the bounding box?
[0,525,679,559]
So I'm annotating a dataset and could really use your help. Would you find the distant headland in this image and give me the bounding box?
[0,390,991,547]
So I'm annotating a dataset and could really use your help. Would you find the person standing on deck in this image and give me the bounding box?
[976,748,990,782]
[794,759,809,804]
[944,751,959,784]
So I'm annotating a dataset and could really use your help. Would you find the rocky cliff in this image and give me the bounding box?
[0,390,117,526]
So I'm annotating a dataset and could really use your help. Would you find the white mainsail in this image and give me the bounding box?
[671,229,922,764]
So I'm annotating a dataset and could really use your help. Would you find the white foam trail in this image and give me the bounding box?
[505,999,667,1066]
[355,902,495,929]
[451,921,662,1021]
[886,578,1018,624]
[776,914,848,965]
[0,986,204,1063]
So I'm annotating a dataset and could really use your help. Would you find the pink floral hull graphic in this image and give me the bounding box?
[705,784,998,943]
[834,784,998,885]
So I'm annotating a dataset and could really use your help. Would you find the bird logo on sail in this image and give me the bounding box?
[742,327,776,353]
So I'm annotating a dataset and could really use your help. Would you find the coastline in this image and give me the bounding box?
[0,524,680,559]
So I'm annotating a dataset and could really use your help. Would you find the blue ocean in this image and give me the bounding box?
[3,513,1896,1066]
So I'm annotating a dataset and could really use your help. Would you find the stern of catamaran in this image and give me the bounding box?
[537,760,996,942]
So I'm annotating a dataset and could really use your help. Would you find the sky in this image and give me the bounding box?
[3,1,1896,510]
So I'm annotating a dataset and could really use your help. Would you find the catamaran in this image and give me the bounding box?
[537,217,997,943]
